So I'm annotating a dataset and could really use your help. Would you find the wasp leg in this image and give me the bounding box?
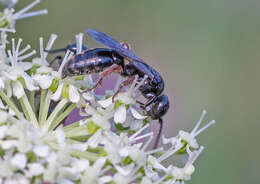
[44,45,77,55]
[144,96,157,108]
[112,75,136,102]
[153,118,163,149]
[136,100,145,106]
[49,55,63,67]
[81,65,122,93]
[44,48,67,54]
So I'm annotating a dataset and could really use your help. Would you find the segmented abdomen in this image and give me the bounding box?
[67,48,115,75]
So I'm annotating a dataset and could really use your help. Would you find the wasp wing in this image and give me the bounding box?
[87,29,147,63]
[87,28,154,78]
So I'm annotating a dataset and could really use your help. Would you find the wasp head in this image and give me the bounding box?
[145,94,169,120]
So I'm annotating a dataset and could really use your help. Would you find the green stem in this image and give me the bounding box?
[43,98,68,132]
[49,103,76,131]
[29,91,35,112]
[20,94,39,128]
[19,97,30,121]
[39,90,51,127]
[0,90,22,119]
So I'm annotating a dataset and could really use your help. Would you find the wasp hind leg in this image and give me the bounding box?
[49,55,63,67]
[81,65,123,93]
[112,75,136,102]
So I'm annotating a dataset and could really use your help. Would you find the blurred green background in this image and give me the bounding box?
[7,0,260,183]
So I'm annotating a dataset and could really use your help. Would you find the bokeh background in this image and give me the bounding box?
[5,0,260,183]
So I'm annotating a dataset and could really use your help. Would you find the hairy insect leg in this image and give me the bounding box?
[153,118,163,149]
[112,75,136,102]
[81,65,122,93]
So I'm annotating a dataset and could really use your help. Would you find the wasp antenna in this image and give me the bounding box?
[153,118,163,149]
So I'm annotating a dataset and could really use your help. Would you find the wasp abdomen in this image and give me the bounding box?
[65,48,118,76]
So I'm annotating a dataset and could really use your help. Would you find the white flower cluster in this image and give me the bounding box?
[0,1,216,183]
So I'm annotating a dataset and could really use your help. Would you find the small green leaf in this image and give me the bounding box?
[125,104,130,110]
[49,77,59,92]
[26,151,37,162]
[87,120,100,134]
[138,167,145,175]
[114,123,129,131]
[75,75,84,81]
[62,82,70,99]
[121,156,133,165]
[176,140,188,154]
[114,100,123,110]
[165,174,174,181]
[29,64,40,75]
[17,77,25,88]
[0,146,4,157]
[143,118,151,125]
[0,14,8,28]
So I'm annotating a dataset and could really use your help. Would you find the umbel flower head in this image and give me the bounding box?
[0,1,216,184]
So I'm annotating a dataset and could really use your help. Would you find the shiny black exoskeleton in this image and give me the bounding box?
[62,48,124,78]
[47,29,170,148]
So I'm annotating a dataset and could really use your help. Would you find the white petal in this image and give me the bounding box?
[98,97,113,108]
[50,83,63,101]
[185,164,195,176]
[69,85,80,103]
[0,78,5,89]
[1,140,17,149]
[8,107,16,116]
[13,80,25,99]
[114,163,135,176]
[2,71,18,80]
[72,143,88,152]
[116,92,135,104]
[93,157,106,171]
[17,61,33,71]
[179,130,199,148]
[55,128,66,145]
[33,74,53,89]
[87,129,102,148]
[33,145,49,157]
[0,125,8,139]
[36,65,53,73]
[114,105,126,124]
[58,179,74,184]
[11,153,27,169]
[0,98,7,109]
[6,82,12,98]
[71,159,89,172]
[119,147,129,157]
[22,72,39,91]
[0,111,8,123]
[28,163,44,176]
[32,57,42,65]
[99,176,112,183]
[82,92,94,101]
[130,107,147,119]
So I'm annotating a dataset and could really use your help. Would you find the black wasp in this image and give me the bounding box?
[47,29,169,148]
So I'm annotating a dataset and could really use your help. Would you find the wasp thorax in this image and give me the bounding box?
[111,51,124,65]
